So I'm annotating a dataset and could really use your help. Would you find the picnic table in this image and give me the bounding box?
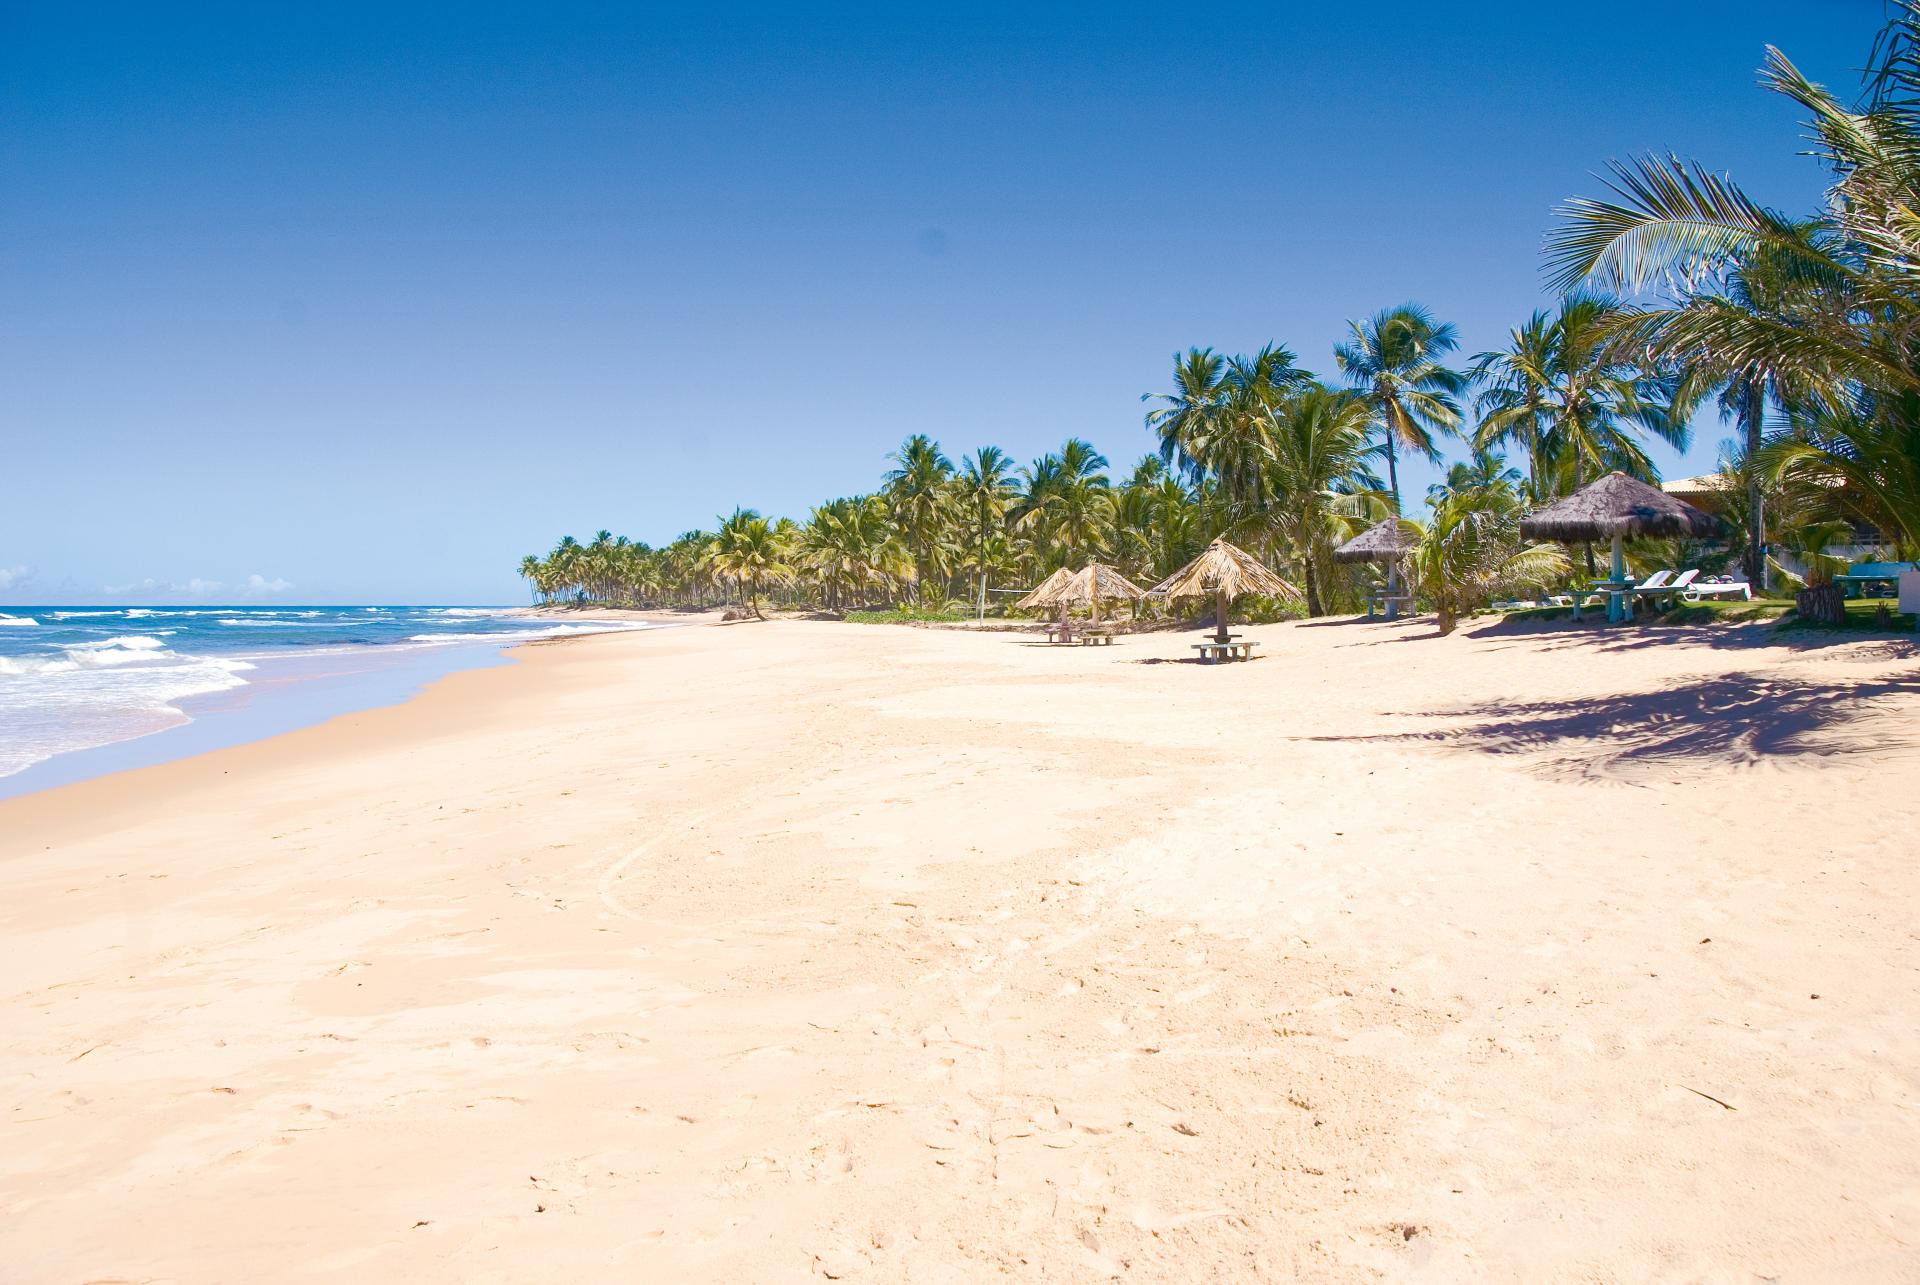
[1191,638,1258,663]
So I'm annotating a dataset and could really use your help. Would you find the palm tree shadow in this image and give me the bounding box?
[1462,614,1920,658]
[1304,671,1920,782]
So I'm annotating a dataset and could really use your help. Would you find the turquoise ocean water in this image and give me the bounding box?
[0,605,657,794]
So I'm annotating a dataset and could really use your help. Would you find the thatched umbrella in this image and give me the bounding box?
[1016,565,1081,635]
[1333,517,1419,619]
[1333,517,1418,564]
[1017,562,1147,632]
[1520,471,1725,621]
[1151,538,1299,643]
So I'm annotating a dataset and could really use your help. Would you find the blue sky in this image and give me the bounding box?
[0,2,1883,603]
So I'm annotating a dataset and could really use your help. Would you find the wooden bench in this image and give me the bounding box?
[1191,639,1258,663]
[1043,623,1075,644]
[1079,631,1116,646]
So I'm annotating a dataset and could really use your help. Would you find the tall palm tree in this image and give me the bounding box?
[1470,310,1557,503]
[1333,305,1468,512]
[1533,296,1687,494]
[884,435,955,603]
[1143,348,1230,482]
[956,446,1017,617]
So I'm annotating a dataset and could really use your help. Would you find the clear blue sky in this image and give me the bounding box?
[0,1,1882,603]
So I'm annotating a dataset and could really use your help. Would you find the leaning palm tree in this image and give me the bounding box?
[704,508,792,619]
[956,446,1017,617]
[1334,304,1467,512]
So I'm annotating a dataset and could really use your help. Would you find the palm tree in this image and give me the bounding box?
[956,446,1017,617]
[1545,8,1920,555]
[704,508,792,618]
[1411,481,1569,635]
[1470,310,1557,503]
[884,435,956,603]
[1016,439,1115,567]
[1143,348,1230,482]
[1334,305,1468,512]
[1242,387,1383,616]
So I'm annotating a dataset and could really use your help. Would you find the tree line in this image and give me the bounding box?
[522,7,1920,627]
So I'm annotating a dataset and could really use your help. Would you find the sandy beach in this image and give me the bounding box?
[2,617,1917,1281]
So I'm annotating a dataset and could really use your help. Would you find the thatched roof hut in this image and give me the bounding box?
[1333,518,1419,565]
[1520,471,1725,543]
[1014,566,1078,612]
[1151,538,1299,643]
[1020,562,1147,608]
[1018,562,1147,628]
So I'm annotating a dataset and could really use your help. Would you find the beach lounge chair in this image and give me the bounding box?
[1630,568,1698,609]
[1683,576,1752,601]
[1623,569,1674,596]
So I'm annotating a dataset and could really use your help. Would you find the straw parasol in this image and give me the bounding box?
[1332,517,1419,564]
[1520,471,1726,621]
[1017,562,1147,631]
[1519,471,1725,544]
[1015,565,1080,634]
[1334,516,1421,620]
[1151,538,1299,643]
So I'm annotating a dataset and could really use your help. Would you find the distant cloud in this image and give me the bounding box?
[0,564,31,590]
[92,573,292,599]
[102,576,224,596]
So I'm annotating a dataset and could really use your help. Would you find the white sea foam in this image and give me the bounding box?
[0,637,255,778]
[0,614,38,627]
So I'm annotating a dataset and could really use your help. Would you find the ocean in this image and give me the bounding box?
[0,605,660,794]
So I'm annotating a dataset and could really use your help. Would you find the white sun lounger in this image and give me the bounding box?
[1630,568,1698,606]
[1684,579,1753,601]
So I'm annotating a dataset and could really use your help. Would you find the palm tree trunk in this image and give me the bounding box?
[1303,551,1323,617]
[1527,419,1542,505]
[1384,433,1401,514]
[1743,375,1766,588]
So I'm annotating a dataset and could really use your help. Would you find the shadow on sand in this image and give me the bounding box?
[1300,670,1920,781]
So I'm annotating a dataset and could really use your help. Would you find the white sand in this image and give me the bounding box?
[2,616,1916,1281]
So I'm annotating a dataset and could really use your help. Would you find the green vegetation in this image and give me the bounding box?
[524,8,1920,631]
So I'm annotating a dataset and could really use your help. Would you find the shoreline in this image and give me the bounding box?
[3,618,1916,1280]
[0,608,720,802]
